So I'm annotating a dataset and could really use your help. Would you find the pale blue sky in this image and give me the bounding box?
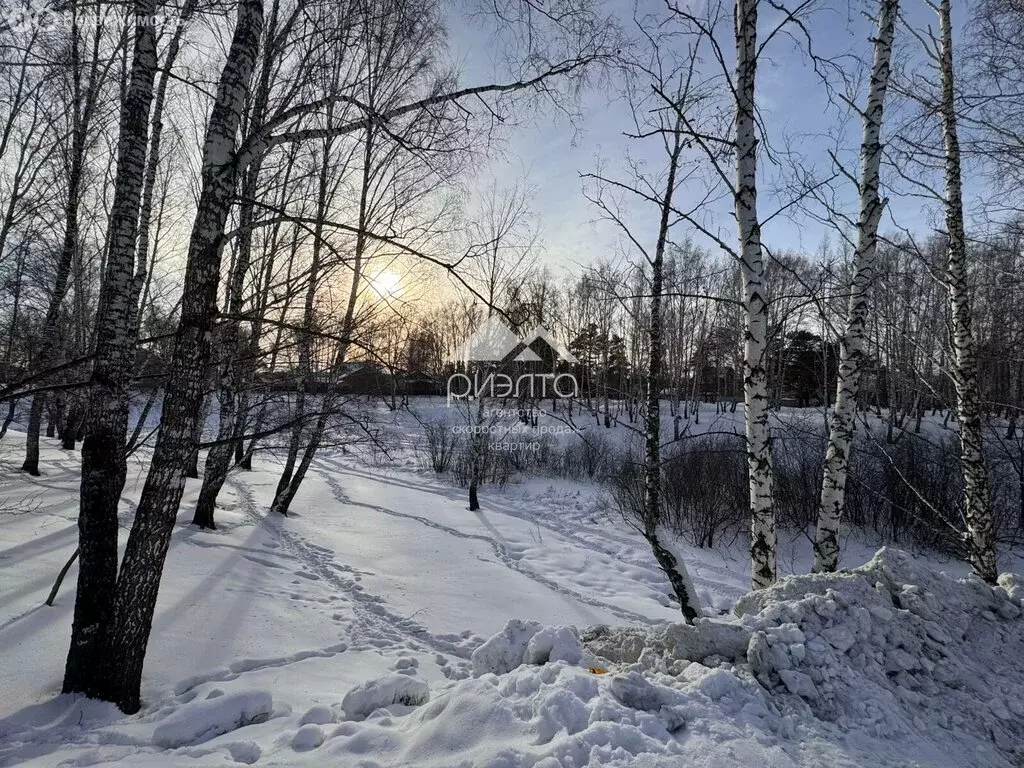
[443,0,978,274]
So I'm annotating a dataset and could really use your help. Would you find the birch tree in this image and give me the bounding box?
[62,0,609,711]
[936,0,998,583]
[63,0,171,698]
[582,26,703,620]
[270,0,467,516]
[812,0,899,574]
[21,4,112,475]
[661,0,837,588]
[0,30,57,438]
[642,114,701,623]
[69,0,268,711]
[734,0,775,589]
[460,181,537,512]
[193,0,312,529]
[269,125,352,517]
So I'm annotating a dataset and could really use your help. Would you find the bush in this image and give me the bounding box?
[419,405,1024,562]
[845,433,964,555]
[773,419,827,531]
[601,434,746,550]
[449,437,516,490]
[420,420,460,473]
[561,431,613,480]
[661,434,747,548]
[599,421,967,555]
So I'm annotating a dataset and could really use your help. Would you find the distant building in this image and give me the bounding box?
[258,362,442,397]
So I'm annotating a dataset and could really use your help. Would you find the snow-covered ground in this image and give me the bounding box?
[1,409,1023,767]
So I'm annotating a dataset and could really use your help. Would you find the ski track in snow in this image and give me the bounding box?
[310,458,661,626]
[140,446,693,707]
[315,455,745,610]
[223,474,478,662]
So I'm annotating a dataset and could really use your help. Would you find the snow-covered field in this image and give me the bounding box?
[2,408,1023,767]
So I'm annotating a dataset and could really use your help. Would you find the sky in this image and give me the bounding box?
[441,0,978,276]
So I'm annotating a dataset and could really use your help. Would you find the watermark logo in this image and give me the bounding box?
[447,317,579,403]
[456,316,579,364]
[1,4,187,33]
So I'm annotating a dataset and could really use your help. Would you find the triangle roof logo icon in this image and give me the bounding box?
[456,318,578,364]
[521,325,579,364]
[457,316,520,362]
[513,347,543,362]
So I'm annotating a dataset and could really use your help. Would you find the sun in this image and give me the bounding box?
[370,269,403,298]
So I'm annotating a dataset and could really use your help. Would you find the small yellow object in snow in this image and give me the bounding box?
[588,666,608,675]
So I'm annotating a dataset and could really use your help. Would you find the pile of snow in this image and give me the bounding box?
[292,723,326,751]
[735,547,1024,757]
[298,704,335,726]
[582,619,750,666]
[471,621,586,676]
[341,674,430,720]
[361,547,1022,767]
[151,689,273,748]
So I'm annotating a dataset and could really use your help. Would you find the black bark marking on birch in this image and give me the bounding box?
[64,0,161,700]
[69,0,265,712]
[937,0,998,584]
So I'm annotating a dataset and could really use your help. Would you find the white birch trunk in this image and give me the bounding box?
[63,0,160,699]
[735,0,776,590]
[644,120,700,622]
[195,7,277,528]
[812,0,898,574]
[101,0,265,712]
[937,0,998,584]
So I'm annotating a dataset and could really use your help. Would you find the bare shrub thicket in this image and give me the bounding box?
[415,411,1024,560]
[775,422,1011,557]
[660,435,747,548]
[848,433,965,554]
[502,433,556,473]
[560,430,614,480]
[603,448,645,528]
[602,436,745,551]
[773,422,828,531]
[421,420,460,473]
[450,443,518,489]
[586,418,1023,560]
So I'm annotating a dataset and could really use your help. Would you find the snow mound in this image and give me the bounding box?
[525,626,584,666]
[341,675,430,720]
[326,661,701,766]
[472,619,543,676]
[298,704,335,725]
[371,548,1023,767]
[735,547,1024,758]
[292,722,325,751]
[473,621,586,675]
[583,619,749,666]
[152,690,273,748]
[225,740,261,764]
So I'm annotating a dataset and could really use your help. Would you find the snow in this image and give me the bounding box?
[525,625,584,665]
[471,619,543,676]
[471,622,586,676]
[341,674,430,720]
[2,408,1024,767]
[736,547,1024,760]
[297,704,334,725]
[151,689,273,748]
[291,722,325,750]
